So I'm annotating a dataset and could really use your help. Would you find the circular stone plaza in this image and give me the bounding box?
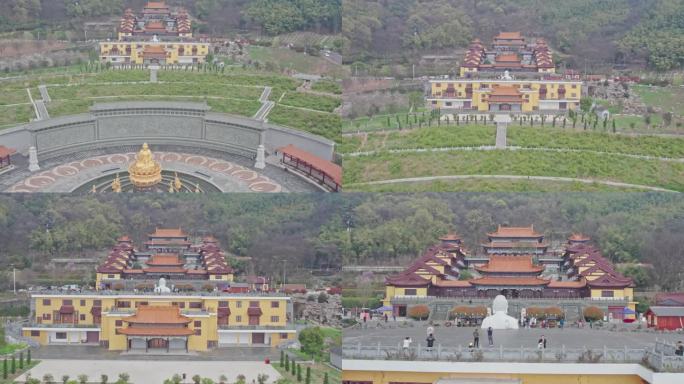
[0,101,341,193]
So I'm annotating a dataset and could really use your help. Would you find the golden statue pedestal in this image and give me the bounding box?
[128,143,162,189]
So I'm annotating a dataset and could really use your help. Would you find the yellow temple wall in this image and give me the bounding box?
[342,370,644,384]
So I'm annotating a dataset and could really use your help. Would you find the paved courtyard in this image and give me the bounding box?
[32,345,280,361]
[344,320,684,349]
[16,359,281,384]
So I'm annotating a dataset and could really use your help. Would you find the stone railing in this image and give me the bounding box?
[0,101,335,164]
[343,340,684,372]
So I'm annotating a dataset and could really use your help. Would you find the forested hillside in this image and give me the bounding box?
[0,0,341,36]
[343,0,684,71]
[0,194,681,289]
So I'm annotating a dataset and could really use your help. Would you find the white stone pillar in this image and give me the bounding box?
[149,64,159,83]
[28,146,40,172]
[494,114,512,149]
[254,144,266,169]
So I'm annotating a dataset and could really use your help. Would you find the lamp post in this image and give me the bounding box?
[9,264,16,294]
[282,259,287,287]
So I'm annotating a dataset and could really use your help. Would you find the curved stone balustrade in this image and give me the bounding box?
[0,101,335,166]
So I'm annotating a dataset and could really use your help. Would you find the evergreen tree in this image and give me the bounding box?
[323,373,329,384]
[11,356,15,374]
[19,352,23,369]
[27,349,31,365]
[285,354,289,371]
[297,364,302,382]
[305,366,311,384]
[3,358,7,379]
[280,351,284,367]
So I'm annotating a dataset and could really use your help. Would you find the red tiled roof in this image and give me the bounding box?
[124,305,192,324]
[145,21,166,30]
[495,32,523,40]
[586,273,633,288]
[143,267,187,274]
[278,144,342,186]
[146,254,184,266]
[475,255,544,274]
[386,273,430,287]
[145,1,169,9]
[488,225,543,238]
[148,228,186,238]
[547,278,587,289]
[433,280,472,288]
[118,327,194,336]
[496,54,520,63]
[470,276,550,286]
[482,241,548,248]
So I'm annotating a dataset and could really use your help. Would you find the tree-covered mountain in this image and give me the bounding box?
[0,194,681,289]
[343,0,684,71]
[0,0,341,36]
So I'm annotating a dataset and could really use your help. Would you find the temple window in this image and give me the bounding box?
[43,299,51,305]
[271,316,279,322]
[80,314,86,321]
[63,300,72,305]
[249,301,259,308]
[55,332,67,340]
[194,320,201,328]
[31,331,39,337]
[235,315,242,322]
[115,320,123,327]
[189,302,202,309]
[271,301,279,308]
[405,289,417,296]
[80,300,86,306]
[218,301,228,308]
[601,290,615,297]
[236,301,242,308]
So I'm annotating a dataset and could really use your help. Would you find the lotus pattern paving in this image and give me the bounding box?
[7,152,283,192]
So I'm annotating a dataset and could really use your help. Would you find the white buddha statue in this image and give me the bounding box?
[481,294,519,330]
[154,277,171,293]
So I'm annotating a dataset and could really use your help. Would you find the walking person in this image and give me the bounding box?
[473,328,480,348]
[402,336,412,357]
[384,313,388,323]
[426,333,435,352]
[537,335,547,349]
[487,326,494,346]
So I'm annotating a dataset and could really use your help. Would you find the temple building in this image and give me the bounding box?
[24,229,297,351]
[99,1,210,66]
[482,225,548,255]
[383,226,636,320]
[427,32,582,114]
[95,229,234,291]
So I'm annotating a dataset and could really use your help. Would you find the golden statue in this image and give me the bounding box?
[128,143,162,189]
[194,183,200,193]
[91,184,97,194]
[111,173,122,193]
[168,181,174,193]
[173,172,182,192]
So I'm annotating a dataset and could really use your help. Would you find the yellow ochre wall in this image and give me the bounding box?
[429,80,581,112]
[99,42,210,65]
[342,370,645,384]
[27,294,291,350]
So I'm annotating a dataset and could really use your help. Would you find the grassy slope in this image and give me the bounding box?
[346,178,647,192]
[342,151,684,191]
